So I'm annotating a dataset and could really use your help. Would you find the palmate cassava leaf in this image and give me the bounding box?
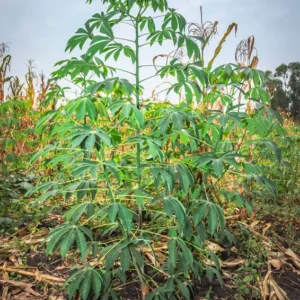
[104,43,136,64]
[163,197,186,227]
[45,224,93,259]
[193,200,226,236]
[29,144,57,164]
[162,9,186,32]
[86,77,134,97]
[87,35,112,57]
[65,180,98,201]
[66,23,93,52]
[175,279,191,299]
[71,160,99,179]
[64,265,106,300]
[64,202,96,223]
[107,203,119,222]
[177,238,193,265]
[140,16,156,33]
[193,152,240,177]
[100,241,130,271]
[118,203,133,232]
[151,167,174,192]
[88,12,114,38]
[67,125,111,151]
[222,191,254,214]
[66,97,97,121]
[175,164,194,194]
[52,57,107,80]
[147,28,178,46]
[247,139,282,163]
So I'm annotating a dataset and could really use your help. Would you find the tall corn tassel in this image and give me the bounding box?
[208,23,238,67]
[25,60,36,108]
[0,55,12,102]
[9,76,24,99]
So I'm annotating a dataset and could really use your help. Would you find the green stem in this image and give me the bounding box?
[135,12,143,234]
[100,147,115,203]
[115,37,135,43]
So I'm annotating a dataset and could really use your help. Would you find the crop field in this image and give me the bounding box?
[0,0,299,299]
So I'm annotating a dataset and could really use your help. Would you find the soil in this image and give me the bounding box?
[27,253,62,274]
[270,269,300,300]
[0,203,299,299]
[193,278,237,299]
[1,253,300,299]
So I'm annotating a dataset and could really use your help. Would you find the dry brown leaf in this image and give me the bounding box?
[269,279,289,300]
[144,252,160,267]
[221,260,244,268]
[284,248,300,269]
[281,261,300,275]
[141,283,150,300]
[269,291,277,300]
[259,281,267,300]
[263,223,272,237]
[0,280,42,298]
[262,271,271,298]
[0,267,65,285]
[250,220,260,229]
[206,241,224,253]
[34,270,42,282]
[2,262,10,300]
[269,259,282,270]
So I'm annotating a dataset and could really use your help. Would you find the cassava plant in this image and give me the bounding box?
[30,0,284,299]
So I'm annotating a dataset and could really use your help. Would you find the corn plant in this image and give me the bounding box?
[30,0,284,299]
[9,76,24,99]
[25,59,37,108]
[0,42,12,102]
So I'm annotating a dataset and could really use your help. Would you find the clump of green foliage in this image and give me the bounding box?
[266,63,300,121]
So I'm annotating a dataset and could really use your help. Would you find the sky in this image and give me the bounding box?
[1,0,299,98]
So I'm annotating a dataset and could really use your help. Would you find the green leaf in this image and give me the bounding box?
[107,203,119,221]
[66,25,92,52]
[177,238,193,265]
[193,202,209,225]
[120,247,131,272]
[176,279,190,299]
[176,164,194,194]
[118,204,133,232]
[208,250,220,270]
[75,228,88,256]
[134,189,146,206]
[85,134,96,151]
[65,202,92,223]
[208,205,218,236]
[172,112,184,130]
[105,247,120,270]
[163,197,186,227]
[80,269,92,300]
[212,159,224,177]
[66,271,85,300]
[92,271,103,299]
[131,247,145,269]
[46,226,70,256]
[168,239,177,267]
[86,99,97,120]
[60,229,75,259]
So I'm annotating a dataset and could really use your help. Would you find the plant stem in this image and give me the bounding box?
[135,14,143,234]
[115,37,135,43]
